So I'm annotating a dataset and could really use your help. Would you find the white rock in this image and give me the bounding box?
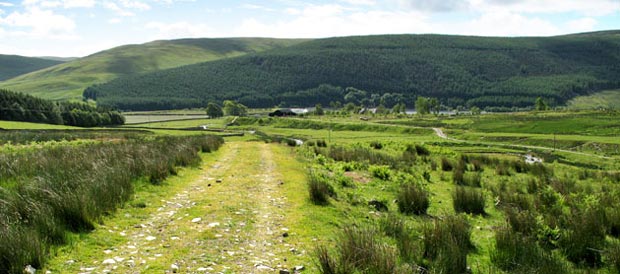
[208,222,220,227]
[171,264,180,273]
[256,265,273,271]
[192,218,202,223]
[102,259,116,265]
[145,236,156,241]
[24,265,36,274]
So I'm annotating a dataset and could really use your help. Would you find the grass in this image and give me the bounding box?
[5,109,620,273]
[567,89,620,110]
[0,135,223,273]
[0,120,79,130]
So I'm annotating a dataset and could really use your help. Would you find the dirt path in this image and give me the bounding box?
[46,142,301,273]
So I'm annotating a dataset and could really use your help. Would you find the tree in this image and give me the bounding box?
[535,97,549,111]
[206,102,223,118]
[470,106,481,115]
[314,103,324,116]
[415,97,430,115]
[223,100,248,116]
[429,98,440,115]
[392,102,406,114]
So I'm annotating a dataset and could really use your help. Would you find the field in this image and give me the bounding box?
[1,110,619,273]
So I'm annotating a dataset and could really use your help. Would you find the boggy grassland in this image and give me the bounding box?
[1,110,620,273]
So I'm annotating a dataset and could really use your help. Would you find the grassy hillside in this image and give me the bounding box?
[567,89,620,110]
[88,31,620,111]
[0,55,63,81]
[0,38,307,100]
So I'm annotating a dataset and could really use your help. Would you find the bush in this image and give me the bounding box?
[559,204,607,267]
[397,183,430,215]
[440,157,453,171]
[606,240,620,273]
[370,141,383,149]
[422,215,472,273]
[415,145,430,156]
[308,169,336,205]
[315,225,399,274]
[453,186,486,215]
[491,226,567,274]
[370,165,391,180]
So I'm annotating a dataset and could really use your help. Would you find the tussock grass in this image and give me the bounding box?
[315,225,399,274]
[453,186,486,215]
[491,226,568,274]
[422,215,472,274]
[0,135,223,273]
[397,183,430,215]
[307,169,336,205]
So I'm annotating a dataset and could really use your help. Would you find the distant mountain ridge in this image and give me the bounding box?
[0,55,64,81]
[86,31,620,111]
[0,38,308,100]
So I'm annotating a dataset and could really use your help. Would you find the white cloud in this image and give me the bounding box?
[241,4,275,12]
[108,17,121,24]
[567,17,598,33]
[233,5,430,38]
[119,0,150,11]
[103,1,135,16]
[0,7,77,38]
[474,0,620,16]
[340,0,376,5]
[63,0,96,8]
[146,21,213,39]
[0,2,13,7]
[448,11,560,36]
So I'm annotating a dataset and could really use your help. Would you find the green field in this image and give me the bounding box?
[1,109,620,273]
[567,90,620,110]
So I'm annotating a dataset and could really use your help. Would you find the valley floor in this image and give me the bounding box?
[45,141,312,273]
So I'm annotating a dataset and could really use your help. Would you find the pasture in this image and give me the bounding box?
[1,109,619,273]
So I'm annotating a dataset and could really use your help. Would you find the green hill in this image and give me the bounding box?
[0,38,307,101]
[86,31,620,111]
[0,55,64,81]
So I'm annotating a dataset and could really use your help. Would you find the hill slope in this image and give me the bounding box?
[0,38,307,100]
[0,55,64,81]
[88,31,620,111]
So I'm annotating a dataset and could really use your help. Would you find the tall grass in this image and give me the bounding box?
[307,169,336,205]
[453,186,486,215]
[397,183,430,215]
[422,215,472,273]
[315,225,399,274]
[491,226,568,274]
[0,135,223,273]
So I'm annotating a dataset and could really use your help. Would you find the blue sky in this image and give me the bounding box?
[0,0,618,57]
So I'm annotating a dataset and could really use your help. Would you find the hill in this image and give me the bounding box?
[0,55,64,81]
[86,31,620,111]
[0,38,307,101]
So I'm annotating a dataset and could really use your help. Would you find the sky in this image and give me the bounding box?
[0,0,618,57]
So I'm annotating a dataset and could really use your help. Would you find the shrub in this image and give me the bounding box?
[491,226,567,274]
[440,157,453,171]
[414,145,430,156]
[397,183,430,215]
[422,215,472,273]
[453,186,486,215]
[606,240,620,273]
[315,225,399,274]
[370,165,391,180]
[559,204,607,267]
[370,141,383,149]
[308,169,336,205]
